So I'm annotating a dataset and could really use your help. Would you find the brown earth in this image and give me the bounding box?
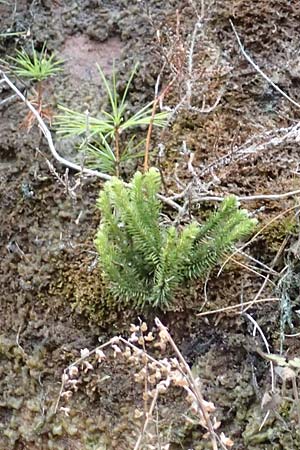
[1,1,300,449]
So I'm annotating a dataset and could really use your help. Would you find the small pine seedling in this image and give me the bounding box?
[55,65,169,176]
[7,42,63,82]
[6,42,63,129]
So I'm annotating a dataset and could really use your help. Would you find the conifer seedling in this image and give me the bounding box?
[55,65,169,176]
[6,43,63,129]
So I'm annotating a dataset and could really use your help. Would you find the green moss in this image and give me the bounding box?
[262,214,297,251]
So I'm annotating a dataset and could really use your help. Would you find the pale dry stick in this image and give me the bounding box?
[0,93,17,106]
[197,297,279,317]
[244,273,271,315]
[0,70,183,213]
[186,0,203,106]
[199,122,300,178]
[236,250,278,276]
[154,318,221,450]
[238,125,300,156]
[230,20,300,110]
[230,256,275,284]
[144,77,176,172]
[199,273,210,313]
[16,323,25,356]
[197,89,224,114]
[134,388,159,450]
[285,331,300,337]
[218,205,300,277]
[154,405,164,450]
[243,312,275,393]
[138,318,150,413]
[185,0,224,114]
[0,71,111,181]
[168,181,193,200]
[192,188,300,203]
[5,69,300,209]
[241,235,288,314]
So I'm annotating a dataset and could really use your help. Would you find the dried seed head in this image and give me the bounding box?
[95,348,106,362]
[60,406,70,416]
[129,332,139,343]
[202,399,216,413]
[83,361,93,372]
[158,329,169,342]
[170,358,179,367]
[68,379,80,391]
[140,322,148,332]
[158,359,171,373]
[220,432,234,448]
[148,389,157,398]
[61,390,73,400]
[213,417,221,430]
[134,369,146,383]
[186,391,197,405]
[144,332,155,342]
[156,378,170,394]
[138,336,145,346]
[128,355,139,364]
[130,324,140,333]
[148,374,157,384]
[111,344,122,357]
[141,354,148,365]
[190,401,199,414]
[123,346,131,358]
[62,373,69,383]
[154,341,167,352]
[171,370,188,387]
[134,409,144,419]
[80,348,90,358]
[133,347,143,358]
[154,369,162,380]
[68,366,79,378]
[149,361,159,371]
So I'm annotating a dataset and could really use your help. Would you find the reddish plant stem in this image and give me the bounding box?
[143,81,174,173]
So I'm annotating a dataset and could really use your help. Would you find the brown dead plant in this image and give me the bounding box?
[54,318,233,450]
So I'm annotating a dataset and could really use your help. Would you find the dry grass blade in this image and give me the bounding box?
[243,313,275,393]
[218,205,300,276]
[197,297,279,317]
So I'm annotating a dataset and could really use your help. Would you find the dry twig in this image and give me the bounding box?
[230,20,300,110]
[0,70,184,213]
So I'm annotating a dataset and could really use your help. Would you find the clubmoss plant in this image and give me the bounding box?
[55,65,169,176]
[95,168,257,310]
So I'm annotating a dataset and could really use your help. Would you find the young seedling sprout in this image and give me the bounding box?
[55,64,169,176]
[7,42,63,129]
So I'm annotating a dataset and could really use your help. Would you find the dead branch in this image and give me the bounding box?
[3,69,300,212]
[0,70,184,213]
[230,20,300,110]
[154,318,222,450]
